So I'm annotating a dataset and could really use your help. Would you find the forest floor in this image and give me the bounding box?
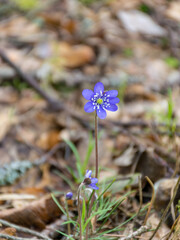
[0,0,180,239]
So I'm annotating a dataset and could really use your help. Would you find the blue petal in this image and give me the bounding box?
[96,106,107,119]
[104,104,118,112]
[105,90,118,98]
[84,102,95,113]
[94,82,104,94]
[89,183,99,190]
[82,89,94,100]
[108,97,120,104]
[91,178,98,184]
[85,170,92,178]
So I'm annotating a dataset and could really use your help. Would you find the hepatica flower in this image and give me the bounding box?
[82,82,119,119]
[83,170,99,190]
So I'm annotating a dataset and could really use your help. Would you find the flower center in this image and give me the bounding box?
[97,98,103,104]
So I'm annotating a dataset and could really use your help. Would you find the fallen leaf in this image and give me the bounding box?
[142,213,170,239]
[118,10,167,36]
[0,194,62,230]
[0,227,16,240]
[58,42,95,68]
[36,130,60,150]
[0,108,16,141]
[166,2,180,22]
[114,145,136,167]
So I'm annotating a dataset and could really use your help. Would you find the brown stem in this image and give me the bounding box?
[143,176,155,225]
[95,113,98,178]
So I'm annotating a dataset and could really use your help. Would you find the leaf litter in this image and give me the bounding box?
[0,0,180,239]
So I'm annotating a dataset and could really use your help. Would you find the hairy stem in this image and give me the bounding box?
[85,113,99,238]
[77,183,83,240]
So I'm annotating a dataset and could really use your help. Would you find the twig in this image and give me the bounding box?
[0,219,51,240]
[149,176,180,240]
[143,176,155,225]
[120,224,151,240]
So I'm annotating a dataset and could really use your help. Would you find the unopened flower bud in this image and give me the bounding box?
[66,192,73,200]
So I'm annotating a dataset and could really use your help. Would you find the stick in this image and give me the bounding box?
[120,224,151,240]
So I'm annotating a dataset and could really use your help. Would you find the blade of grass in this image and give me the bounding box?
[97,197,126,231]
[51,193,66,216]
[64,139,83,180]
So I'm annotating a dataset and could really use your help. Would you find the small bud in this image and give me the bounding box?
[66,192,73,200]
[83,178,92,185]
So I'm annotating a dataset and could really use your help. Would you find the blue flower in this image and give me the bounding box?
[84,170,99,190]
[82,82,119,119]
[66,192,73,200]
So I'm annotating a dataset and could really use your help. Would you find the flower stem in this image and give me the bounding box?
[65,200,71,235]
[95,113,98,178]
[77,183,83,240]
[85,113,99,238]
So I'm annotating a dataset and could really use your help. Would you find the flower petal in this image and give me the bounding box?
[84,102,95,113]
[94,82,104,95]
[85,170,92,178]
[104,104,118,112]
[89,183,99,190]
[82,89,94,100]
[108,97,120,104]
[91,178,98,184]
[96,106,107,119]
[105,90,118,98]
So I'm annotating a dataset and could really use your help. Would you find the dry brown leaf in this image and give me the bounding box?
[40,12,76,33]
[125,84,158,101]
[0,227,16,239]
[142,213,170,239]
[0,108,16,141]
[36,130,60,150]
[0,194,62,230]
[166,2,180,22]
[114,145,136,167]
[58,42,95,68]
